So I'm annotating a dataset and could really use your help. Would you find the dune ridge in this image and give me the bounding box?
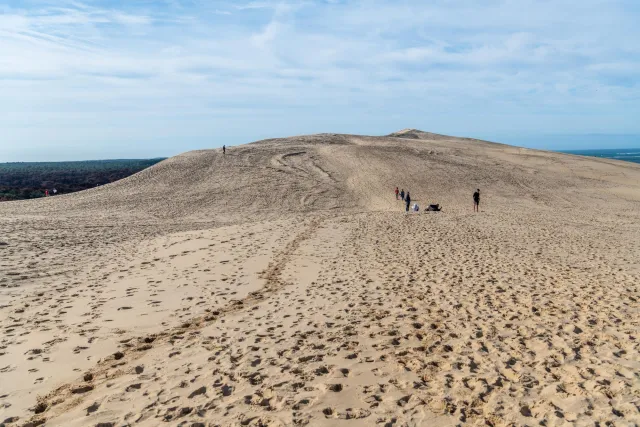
[0,131,639,426]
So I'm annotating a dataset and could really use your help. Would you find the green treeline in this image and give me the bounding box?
[0,159,165,201]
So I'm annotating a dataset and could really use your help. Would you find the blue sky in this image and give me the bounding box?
[1,0,639,161]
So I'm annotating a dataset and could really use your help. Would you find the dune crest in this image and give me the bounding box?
[0,131,639,426]
[387,128,455,140]
[1,131,638,221]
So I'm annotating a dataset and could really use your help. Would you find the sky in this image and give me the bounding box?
[1,0,639,161]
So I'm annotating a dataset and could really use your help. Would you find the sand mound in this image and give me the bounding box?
[387,128,455,140]
[1,131,639,427]
[1,131,638,222]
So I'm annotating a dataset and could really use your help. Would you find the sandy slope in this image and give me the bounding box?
[0,130,639,427]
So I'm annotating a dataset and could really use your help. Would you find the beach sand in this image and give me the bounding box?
[1,131,639,426]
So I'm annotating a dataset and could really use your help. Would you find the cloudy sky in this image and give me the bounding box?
[1,0,639,161]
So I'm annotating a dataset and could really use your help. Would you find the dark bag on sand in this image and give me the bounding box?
[427,204,441,211]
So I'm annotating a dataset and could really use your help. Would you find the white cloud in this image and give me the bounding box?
[251,19,280,47]
[0,0,639,160]
[235,1,273,10]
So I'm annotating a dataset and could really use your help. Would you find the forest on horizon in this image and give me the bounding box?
[0,159,165,201]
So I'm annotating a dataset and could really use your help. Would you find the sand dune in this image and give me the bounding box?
[0,131,639,426]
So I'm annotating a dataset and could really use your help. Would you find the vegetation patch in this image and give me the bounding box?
[0,159,165,201]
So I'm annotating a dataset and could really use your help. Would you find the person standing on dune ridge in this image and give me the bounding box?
[223,145,226,155]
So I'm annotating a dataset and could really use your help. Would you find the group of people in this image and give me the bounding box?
[394,187,481,212]
[44,188,57,197]
[394,187,415,212]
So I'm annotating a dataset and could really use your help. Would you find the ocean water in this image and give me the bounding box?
[560,148,640,164]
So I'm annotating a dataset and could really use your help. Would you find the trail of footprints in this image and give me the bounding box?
[3,210,640,426]
[0,219,299,423]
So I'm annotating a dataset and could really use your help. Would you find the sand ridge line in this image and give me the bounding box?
[21,216,327,427]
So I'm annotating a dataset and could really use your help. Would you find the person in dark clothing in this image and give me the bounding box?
[400,189,405,201]
[405,191,411,212]
[473,189,480,212]
[223,145,226,155]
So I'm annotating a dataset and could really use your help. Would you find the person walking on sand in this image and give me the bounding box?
[473,189,480,212]
[395,187,399,200]
[223,145,226,155]
[400,189,405,201]
[405,191,411,212]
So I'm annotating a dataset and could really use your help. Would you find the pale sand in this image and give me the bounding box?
[0,131,639,426]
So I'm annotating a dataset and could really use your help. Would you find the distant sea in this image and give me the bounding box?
[559,148,640,164]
